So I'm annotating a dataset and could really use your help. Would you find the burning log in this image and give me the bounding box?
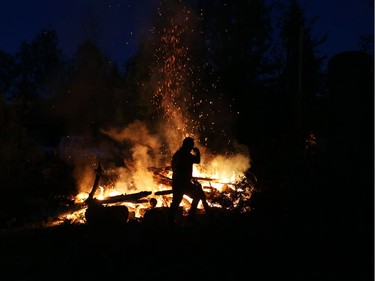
[193,176,234,186]
[154,189,173,196]
[84,190,151,225]
[85,161,151,205]
[150,166,238,188]
[85,204,129,226]
[142,207,169,227]
[97,191,152,204]
[84,162,152,225]
[86,162,104,203]
[149,167,172,186]
[154,175,172,186]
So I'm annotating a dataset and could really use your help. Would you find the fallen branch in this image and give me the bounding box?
[154,190,173,196]
[95,191,152,204]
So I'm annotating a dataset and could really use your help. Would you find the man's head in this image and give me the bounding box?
[182,137,194,150]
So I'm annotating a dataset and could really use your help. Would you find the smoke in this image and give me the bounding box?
[101,119,163,192]
[101,119,162,165]
[74,164,97,194]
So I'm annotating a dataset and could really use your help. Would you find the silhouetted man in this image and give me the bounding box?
[168,137,210,226]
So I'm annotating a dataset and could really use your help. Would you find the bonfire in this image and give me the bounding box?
[43,1,257,227]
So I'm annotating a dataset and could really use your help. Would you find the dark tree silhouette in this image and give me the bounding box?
[321,51,374,280]
[0,50,16,97]
[253,0,327,194]
[52,40,123,137]
[13,29,65,100]
[277,0,326,142]
[8,30,66,145]
[196,0,273,142]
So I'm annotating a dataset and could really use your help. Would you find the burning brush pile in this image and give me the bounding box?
[49,143,258,227]
[41,1,259,228]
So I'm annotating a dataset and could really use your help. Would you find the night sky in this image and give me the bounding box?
[0,0,373,65]
[0,0,159,63]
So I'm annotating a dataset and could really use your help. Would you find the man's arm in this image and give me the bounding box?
[192,147,200,164]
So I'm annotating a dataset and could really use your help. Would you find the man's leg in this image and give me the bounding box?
[187,183,201,219]
[168,191,183,226]
[197,186,210,214]
[192,181,210,214]
[188,197,199,218]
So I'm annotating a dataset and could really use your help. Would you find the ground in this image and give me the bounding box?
[0,205,372,281]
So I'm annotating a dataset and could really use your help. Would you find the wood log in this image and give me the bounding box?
[86,162,104,202]
[153,174,172,186]
[154,189,173,196]
[85,204,129,226]
[193,176,231,185]
[94,191,152,205]
[142,207,169,226]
